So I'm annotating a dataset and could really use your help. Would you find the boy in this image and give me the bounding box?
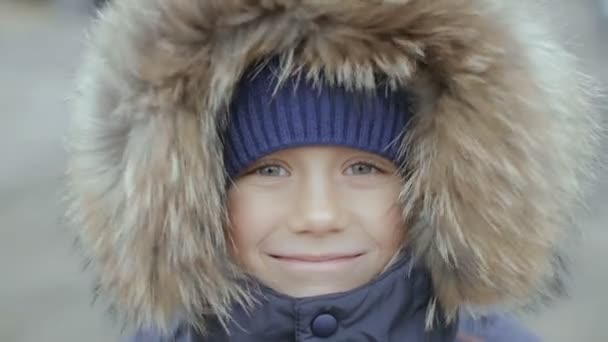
[67,0,599,341]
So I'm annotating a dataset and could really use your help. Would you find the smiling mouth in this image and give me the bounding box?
[269,253,364,263]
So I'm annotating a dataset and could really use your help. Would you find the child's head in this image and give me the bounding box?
[224,61,412,297]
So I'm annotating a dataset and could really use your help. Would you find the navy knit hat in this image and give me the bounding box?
[224,61,413,178]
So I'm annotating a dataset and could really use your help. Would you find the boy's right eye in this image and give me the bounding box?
[253,165,290,177]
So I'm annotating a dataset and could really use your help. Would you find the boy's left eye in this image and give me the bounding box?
[345,163,381,175]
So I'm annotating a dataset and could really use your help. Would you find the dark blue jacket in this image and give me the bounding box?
[131,256,539,341]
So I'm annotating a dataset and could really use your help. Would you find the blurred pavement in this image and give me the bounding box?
[0,1,606,341]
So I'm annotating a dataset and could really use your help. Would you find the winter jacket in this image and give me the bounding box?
[128,254,540,341]
[132,254,458,341]
[67,0,599,341]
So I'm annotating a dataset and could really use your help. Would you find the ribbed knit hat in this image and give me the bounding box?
[224,61,413,178]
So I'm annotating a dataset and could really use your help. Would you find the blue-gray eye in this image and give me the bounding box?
[255,165,289,177]
[346,163,379,175]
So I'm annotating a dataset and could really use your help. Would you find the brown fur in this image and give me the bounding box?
[67,0,601,334]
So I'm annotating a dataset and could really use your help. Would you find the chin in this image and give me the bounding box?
[281,281,366,298]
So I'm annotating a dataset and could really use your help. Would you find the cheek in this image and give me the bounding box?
[227,189,282,260]
[380,205,406,245]
[345,188,405,247]
[370,204,404,248]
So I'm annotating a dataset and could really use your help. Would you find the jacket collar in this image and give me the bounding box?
[199,253,457,341]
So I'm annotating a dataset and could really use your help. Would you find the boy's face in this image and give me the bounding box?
[227,146,405,298]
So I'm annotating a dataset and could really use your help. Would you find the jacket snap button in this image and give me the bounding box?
[311,313,338,337]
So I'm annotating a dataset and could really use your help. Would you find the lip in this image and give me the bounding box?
[269,253,364,262]
[267,252,365,272]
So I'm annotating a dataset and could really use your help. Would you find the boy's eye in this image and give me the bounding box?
[254,165,290,177]
[345,163,380,175]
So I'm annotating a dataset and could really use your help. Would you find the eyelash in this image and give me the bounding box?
[346,160,385,175]
[245,161,289,176]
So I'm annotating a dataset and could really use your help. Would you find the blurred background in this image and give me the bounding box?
[0,0,606,341]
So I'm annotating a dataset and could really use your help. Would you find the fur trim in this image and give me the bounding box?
[67,0,601,333]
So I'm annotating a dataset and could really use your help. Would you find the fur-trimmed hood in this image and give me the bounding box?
[67,0,600,333]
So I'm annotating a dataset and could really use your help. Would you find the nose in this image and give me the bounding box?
[287,176,347,236]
